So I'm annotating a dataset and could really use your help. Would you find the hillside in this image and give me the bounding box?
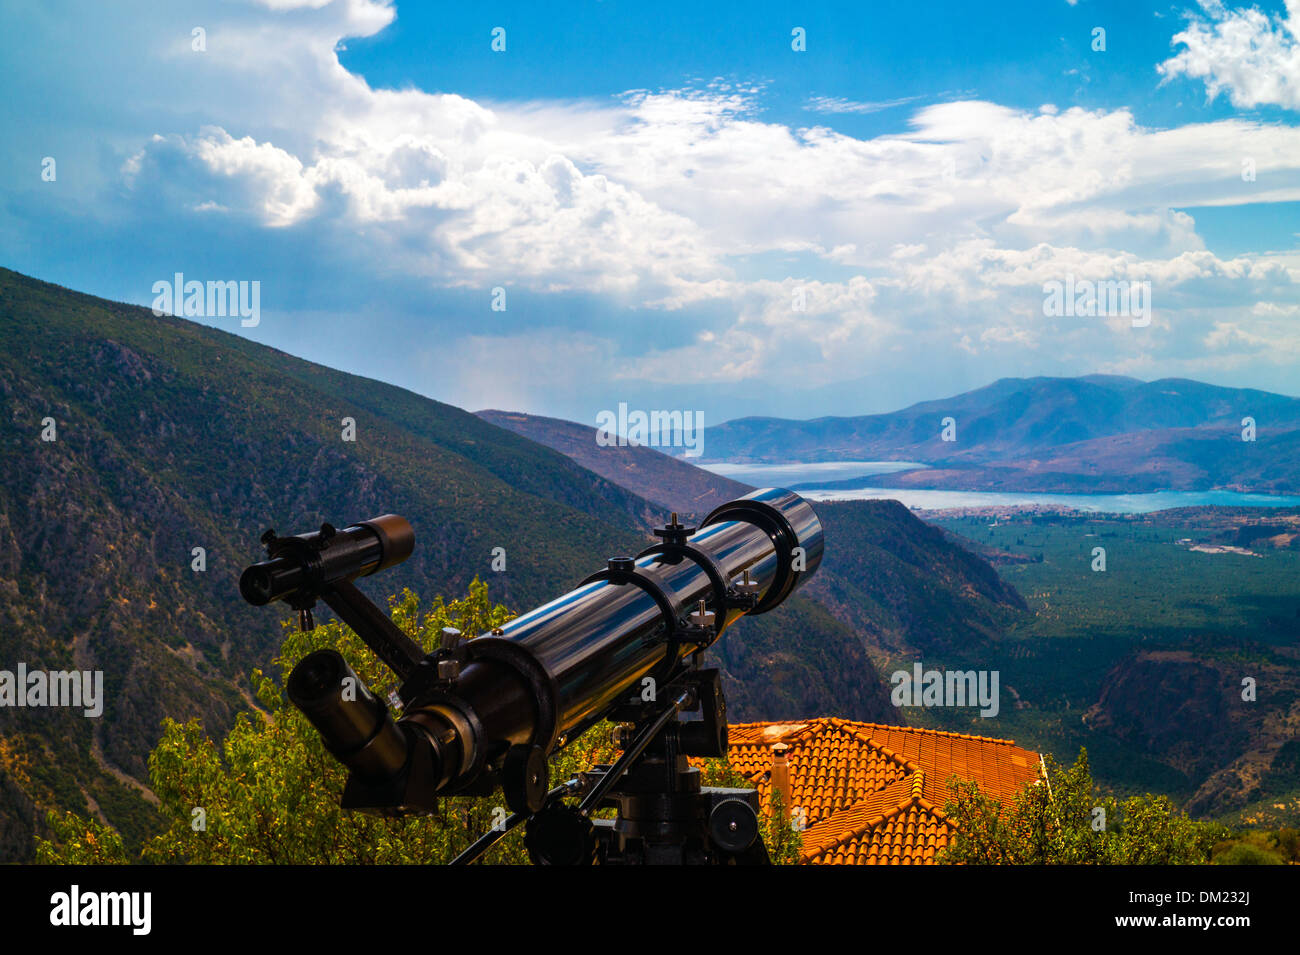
[694,376,1300,494]
[802,499,1028,656]
[1083,649,1298,820]
[0,267,891,860]
[476,409,753,519]
[474,410,1033,659]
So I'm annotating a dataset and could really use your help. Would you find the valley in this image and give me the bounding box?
[929,507,1300,827]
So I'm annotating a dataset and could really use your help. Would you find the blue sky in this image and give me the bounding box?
[339,1,1271,131]
[1,0,1298,426]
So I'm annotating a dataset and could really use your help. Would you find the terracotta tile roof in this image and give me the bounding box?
[724,718,1042,865]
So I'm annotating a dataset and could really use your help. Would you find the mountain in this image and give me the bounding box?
[692,376,1300,494]
[475,409,753,520]
[800,499,1028,656]
[473,410,1031,657]
[1082,649,1294,819]
[0,267,892,861]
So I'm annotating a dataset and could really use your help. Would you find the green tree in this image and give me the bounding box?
[938,748,1227,865]
[37,808,131,864]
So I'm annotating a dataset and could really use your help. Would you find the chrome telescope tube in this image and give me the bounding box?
[286,488,823,811]
[498,487,823,736]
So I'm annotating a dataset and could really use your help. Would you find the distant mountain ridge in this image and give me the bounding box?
[475,409,753,520]
[691,376,1300,494]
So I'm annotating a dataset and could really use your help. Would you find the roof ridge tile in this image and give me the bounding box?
[832,719,1020,746]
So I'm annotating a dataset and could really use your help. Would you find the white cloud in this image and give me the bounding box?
[1159,0,1300,110]
[804,94,928,114]
[189,129,322,226]
[5,0,1300,412]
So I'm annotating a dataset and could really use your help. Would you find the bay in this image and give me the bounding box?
[699,461,1300,513]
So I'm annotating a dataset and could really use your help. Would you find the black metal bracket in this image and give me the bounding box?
[652,514,696,546]
[259,525,331,631]
[317,580,425,683]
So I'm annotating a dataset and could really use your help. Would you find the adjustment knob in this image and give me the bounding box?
[688,599,716,630]
[503,744,550,816]
[710,798,760,854]
[525,804,598,866]
[653,511,696,545]
[436,658,461,681]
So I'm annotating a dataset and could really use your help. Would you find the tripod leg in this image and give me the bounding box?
[451,780,580,865]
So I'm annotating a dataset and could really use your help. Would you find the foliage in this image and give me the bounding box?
[1211,843,1284,865]
[1210,826,1298,865]
[35,581,619,865]
[35,809,131,865]
[938,748,1228,864]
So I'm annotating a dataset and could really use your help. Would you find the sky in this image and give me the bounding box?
[1,0,1298,426]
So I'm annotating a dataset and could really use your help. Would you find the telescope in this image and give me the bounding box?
[240,488,823,864]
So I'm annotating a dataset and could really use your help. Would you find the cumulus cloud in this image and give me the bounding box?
[3,0,1299,417]
[1159,0,1300,110]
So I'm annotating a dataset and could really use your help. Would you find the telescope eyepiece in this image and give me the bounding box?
[287,649,410,782]
[287,647,353,705]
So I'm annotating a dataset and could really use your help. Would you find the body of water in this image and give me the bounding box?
[798,487,1300,513]
[700,460,927,486]
[700,462,1300,513]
